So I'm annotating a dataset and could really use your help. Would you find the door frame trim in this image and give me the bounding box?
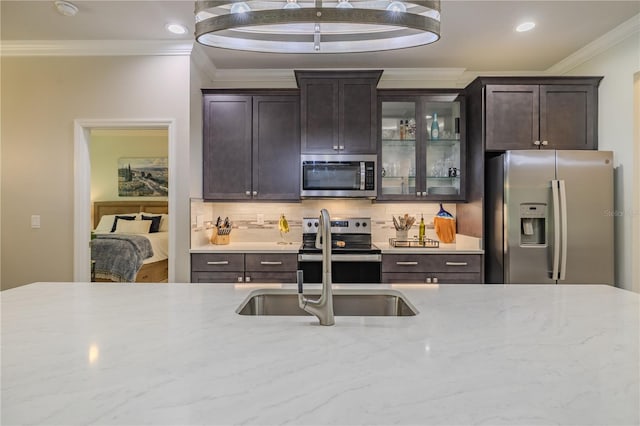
[73,118,177,282]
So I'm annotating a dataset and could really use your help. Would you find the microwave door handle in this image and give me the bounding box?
[360,162,365,190]
[551,180,561,280]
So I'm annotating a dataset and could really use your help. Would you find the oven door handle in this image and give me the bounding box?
[298,253,381,262]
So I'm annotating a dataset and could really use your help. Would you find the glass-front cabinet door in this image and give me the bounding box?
[378,91,465,201]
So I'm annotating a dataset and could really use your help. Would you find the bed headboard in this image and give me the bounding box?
[93,201,168,228]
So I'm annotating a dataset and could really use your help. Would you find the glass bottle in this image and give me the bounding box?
[430,113,439,140]
[419,214,425,243]
[399,119,405,140]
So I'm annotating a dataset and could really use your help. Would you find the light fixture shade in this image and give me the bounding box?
[195,0,441,53]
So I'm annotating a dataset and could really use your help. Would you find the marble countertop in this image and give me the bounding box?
[2,282,638,425]
[191,241,301,253]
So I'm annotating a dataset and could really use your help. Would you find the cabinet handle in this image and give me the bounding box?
[533,140,541,146]
[339,145,344,150]
[425,277,432,283]
[245,191,251,196]
[541,140,548,146]
[245,276,251,282]
[396,261,418,266]
[422,192,427,196]
[260,261,283,265]
[445,262,468,266]
[333,145,339,150]
[237,276,243,282]
[207,261,229,265]
[252,191,257,196]
[432,277,438,283]
[416,191,421,196]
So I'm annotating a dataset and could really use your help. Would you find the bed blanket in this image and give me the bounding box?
[91,234,154,282]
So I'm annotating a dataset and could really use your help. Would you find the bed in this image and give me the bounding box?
[91,201,169,283]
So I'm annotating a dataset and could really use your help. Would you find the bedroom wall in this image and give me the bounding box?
[90,129,168,205]
[1,55,191,290]
[564,33,640,291]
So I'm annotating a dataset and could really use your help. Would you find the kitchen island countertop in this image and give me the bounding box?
[1,282,638,425]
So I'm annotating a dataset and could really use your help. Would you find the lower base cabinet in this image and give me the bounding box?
[191,253,297,283]
[382,254,483,284]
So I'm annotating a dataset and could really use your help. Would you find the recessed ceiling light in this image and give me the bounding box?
[54,0,78,17]
[166,23,188,35]
[516,22,536,32]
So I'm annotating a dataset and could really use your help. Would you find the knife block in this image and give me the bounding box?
[210,228,230,245]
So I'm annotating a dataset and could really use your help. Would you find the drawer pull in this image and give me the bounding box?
[207,261,229,265]
[446,262,468,266]
[260,261,283,265]
[396,261,418,266]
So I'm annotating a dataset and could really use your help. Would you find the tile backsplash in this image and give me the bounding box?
[191,199,457,247]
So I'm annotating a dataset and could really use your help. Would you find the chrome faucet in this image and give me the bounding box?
[297,209,335,326]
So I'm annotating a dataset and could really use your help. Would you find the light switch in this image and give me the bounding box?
[31,215,41,229]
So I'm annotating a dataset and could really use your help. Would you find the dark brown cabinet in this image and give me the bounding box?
[296,70,382,154]
[382,253,483,284]
[202,92,300,201]
[191,253,298,283]
[470,77,602,151]
[378,90,466,201]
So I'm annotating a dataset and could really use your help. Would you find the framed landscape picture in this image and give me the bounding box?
[118,157,168,196]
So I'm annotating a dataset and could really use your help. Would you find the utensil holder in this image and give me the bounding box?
[395,229,408,241]
[210,228,230,245]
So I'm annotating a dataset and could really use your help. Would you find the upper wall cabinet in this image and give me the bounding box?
[378,90,466,201]
[295,70,382,154]
[202,91,300,201]
[467,77,602,151]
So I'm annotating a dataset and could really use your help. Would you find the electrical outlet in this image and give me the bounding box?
[31,215,41,229]
[257,214,264,225]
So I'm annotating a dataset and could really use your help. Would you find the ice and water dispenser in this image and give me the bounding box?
[520,203,546,246]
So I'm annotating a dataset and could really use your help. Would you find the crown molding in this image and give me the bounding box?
[0,40,194,57]
[547,13,640,75]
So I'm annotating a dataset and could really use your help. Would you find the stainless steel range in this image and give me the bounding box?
[298,217,382,284]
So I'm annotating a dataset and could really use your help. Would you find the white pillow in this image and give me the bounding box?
[140,212,168,232]
[95,214,117,232]
[115,219,152,234]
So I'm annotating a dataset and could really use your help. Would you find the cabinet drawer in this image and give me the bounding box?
[245,253,298,272]
[244,272,297,284]
[382,254,481,273]
[191,271,244,283]
[191,253,244,272]
[382,272,482,284]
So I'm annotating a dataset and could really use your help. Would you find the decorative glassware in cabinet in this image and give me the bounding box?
[381,101,416,195]
[424,100,461,196]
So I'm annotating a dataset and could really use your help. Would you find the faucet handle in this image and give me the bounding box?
[297,270,304,294]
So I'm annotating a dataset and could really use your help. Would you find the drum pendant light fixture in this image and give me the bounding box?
[195,0,441,53]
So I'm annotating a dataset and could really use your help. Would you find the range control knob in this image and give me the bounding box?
[362,222,367,227]
[355,222,360,227]
[314,222,319,227]
[307,222,312,228]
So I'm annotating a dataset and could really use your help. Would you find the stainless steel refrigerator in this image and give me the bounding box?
[486,150,614,285]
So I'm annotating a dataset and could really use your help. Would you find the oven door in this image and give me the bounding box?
[298,253,382,284]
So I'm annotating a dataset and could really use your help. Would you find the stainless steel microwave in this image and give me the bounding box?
[300,154,377,198]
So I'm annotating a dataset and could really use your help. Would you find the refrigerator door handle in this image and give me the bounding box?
[559,179,568,281]
[551,180,561,280]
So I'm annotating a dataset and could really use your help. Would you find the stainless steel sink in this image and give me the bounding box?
[236,289,418,317]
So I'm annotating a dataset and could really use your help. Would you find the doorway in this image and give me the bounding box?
[74,119,177,282]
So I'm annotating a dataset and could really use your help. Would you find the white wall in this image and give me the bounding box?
[564,34,640,291]
[90,129,168,205]
[1,55,191,289]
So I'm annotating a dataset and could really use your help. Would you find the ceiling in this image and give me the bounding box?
[1,0,639,71]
